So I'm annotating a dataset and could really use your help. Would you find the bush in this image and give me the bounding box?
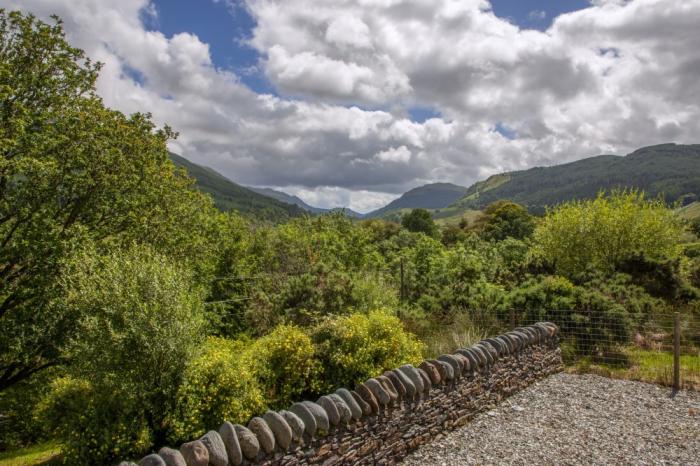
[39,245,206,464]
[244,325,321,408]
[169,337,265,441]
[311,310,424,393]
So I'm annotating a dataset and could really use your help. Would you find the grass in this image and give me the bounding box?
[569,347,700,391]
[0,442,61,466]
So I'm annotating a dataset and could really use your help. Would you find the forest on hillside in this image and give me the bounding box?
[1,11,700,465]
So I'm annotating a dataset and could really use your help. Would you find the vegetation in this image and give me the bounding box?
[1,10,699,465]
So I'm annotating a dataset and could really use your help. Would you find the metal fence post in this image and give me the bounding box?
[673,312,680,392]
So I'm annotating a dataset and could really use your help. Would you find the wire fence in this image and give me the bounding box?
[467,308,700,391]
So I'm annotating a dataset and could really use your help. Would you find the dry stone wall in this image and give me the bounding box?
[121,322,563,466]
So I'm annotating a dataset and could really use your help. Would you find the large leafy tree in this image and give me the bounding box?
[0,10,217,391]
[471,200,535,241]
[401,208,438,237]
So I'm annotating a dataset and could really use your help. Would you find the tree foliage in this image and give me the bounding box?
[401,208,438,237]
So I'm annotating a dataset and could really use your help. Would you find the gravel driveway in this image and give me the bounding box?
[401,373,699,466]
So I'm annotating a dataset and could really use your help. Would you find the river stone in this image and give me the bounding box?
[515,327,536,344]
[496,335,514,354]
[289,402,317,437]
[138,454,165,466]
[335,388,362,420]
[263,411,292,451]
[180,440,209,466]
[531,324,549,342]
[392,368,417,399]
[503,333,522,351]
[351,390,372,416]
[483,338,505,356]
[233,424,260,460]
[301,401,330,433]
[478,342,498,363]
[376,375,399,403]
[427,359,448,381]
[327,393,352,424]
[399,365,425,394]
[383,370,407,398]
[453,353,471,373]
[355,382,380,413]
[417,368,432,392]
[364,378,391,406]
[437,354,461,377]
[419,361,441,385]
[317,395,340,426]
[279,410,305,443]
[248,416,275,454]
[469,345,489,366]
[158,447,186,466]
[435,359,454,380]
[218,422,243,466]
[512,330,531,348]
[200,430,227,466]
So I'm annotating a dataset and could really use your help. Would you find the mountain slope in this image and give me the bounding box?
[169,153,306,221]
[366,182,468,218]
[247,187,363,217]
[451,143,700,213]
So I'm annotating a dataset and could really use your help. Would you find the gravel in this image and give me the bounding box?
[401,373,700,466]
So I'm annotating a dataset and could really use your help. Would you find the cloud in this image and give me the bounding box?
[528,10,547,21]
[5,0,700,212]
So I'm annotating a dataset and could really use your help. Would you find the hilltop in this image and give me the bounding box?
[366,183,468,219]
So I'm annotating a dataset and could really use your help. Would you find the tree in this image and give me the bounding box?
[533,190,683,278]
[690,217,700,237]
[470,200,535,241]
[401,208,438,237]
[0,11,218,391]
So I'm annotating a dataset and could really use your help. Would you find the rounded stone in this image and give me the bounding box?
[317,395,341,426]
[496,335,514,353]
[469,345,489,367]
[419,361,441,385]
[233,424,260,460]
[383,370,407,398]
[289,402,317,437]
[248,416,275,454]
[263,410,293,451]
[477,342,498,363]
[392,368,417,399]
[218,422,243,466]
[515,327,537,344]
[335,388,363,420]
[416,368,432,392]
[327,393,352,423]
[483,338,505,356]
[180,440,209,466]
[138,454,165,466]
[301,401,331,433]
[453,353,471,373]
[531,323,550,341]
[437,354,461,377]
[351,390,373,416]
[399,365,425,393]
[504,333,522,351]
[158,447,186,466]
[200,430,227,466]
[279,410,305,443]
[512,330,531,347]
[427,358,448,381]
[376,375,399,403]
[364,378,391,406]
[435,359,454,380]
[355,382,380,413]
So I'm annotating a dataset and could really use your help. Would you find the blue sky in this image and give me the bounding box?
[9,0,698,212]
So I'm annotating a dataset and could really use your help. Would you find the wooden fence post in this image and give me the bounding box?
[673,312,680,392]
[399,258,405,303]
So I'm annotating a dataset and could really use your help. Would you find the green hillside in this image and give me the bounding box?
[169,153,306,221]
[248,186,362,218]
[367,182,468,218]
[451,143,700,213]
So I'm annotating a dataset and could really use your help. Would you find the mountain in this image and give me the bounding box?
[247,187,362,218]
[366,183,468,219]
[451,143,700,214]
[169,153,306,221]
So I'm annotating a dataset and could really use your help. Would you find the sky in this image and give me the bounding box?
[4,0,700,213]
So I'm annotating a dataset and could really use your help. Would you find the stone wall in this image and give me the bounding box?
[124,323,563,466]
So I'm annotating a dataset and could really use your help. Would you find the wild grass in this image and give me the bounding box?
[0,442,61,466]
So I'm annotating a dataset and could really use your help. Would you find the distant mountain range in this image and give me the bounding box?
[171,143,700,223]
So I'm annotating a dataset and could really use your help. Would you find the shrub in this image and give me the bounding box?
[402,209,439,237]
[311,310,424,393]
[169,337,265,441]
[244,325,321,408]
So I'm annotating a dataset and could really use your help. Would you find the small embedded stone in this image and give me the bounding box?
[233,424,260,460]
[302,400,331,433]
[158,447,186,466]
[279,409,305,443]
[248,416,275,454]
[138,454,165,466]
[289,402,317,437]
[218,422,243,465]
[180,440,209,466]
[335,388,363,420]
[264,410,293,451]
[200,430,227,466]
[317,395,341,426]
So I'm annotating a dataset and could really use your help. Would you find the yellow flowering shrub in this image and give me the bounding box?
[311,310,424,393]
[244,325,321,408]
[170,337,265,441]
